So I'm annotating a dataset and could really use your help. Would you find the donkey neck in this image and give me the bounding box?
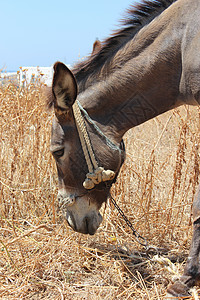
[77,1,184,142]
[78,77,181,143]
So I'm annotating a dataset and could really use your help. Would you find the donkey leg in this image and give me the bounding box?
[166,185,200,298]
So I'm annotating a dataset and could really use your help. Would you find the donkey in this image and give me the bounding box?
[48,0,200,297]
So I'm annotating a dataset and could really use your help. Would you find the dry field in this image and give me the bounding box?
[1,80,200,299]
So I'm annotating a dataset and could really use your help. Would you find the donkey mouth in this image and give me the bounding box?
[66,211,102,235]
[83,217,96,235]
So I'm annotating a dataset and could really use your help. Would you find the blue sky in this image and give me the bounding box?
[1,0,136,71]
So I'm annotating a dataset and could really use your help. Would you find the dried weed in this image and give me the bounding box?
[1,80,200,299]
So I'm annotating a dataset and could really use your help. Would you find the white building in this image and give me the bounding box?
[0,72,18,85]
[1,65,71,87]
[19,66,54,87]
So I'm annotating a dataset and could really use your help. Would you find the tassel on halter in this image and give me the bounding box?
[83,167,115,190]
[72,101,116,190]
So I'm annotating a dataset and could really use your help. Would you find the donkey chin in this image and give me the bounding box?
[58,191,103,235]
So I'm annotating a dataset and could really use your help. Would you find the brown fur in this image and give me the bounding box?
[72,0,176,91]
[48,0,200,296]
[92,39,101,55]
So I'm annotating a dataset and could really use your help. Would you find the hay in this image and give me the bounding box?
[0,79,200,299]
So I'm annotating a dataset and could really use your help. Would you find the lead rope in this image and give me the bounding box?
[72,101,116,189]
[72,102,151,250]
[109,194,148,248]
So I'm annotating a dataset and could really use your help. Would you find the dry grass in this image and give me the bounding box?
[1,80,200,299]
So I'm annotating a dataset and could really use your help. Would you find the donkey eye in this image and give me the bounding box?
[53,148,64,158]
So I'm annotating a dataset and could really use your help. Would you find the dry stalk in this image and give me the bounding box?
[1,80,200,299]
[6,224,53,246]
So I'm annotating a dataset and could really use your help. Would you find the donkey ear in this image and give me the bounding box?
[92,39,101,55]
[52,62,77,109]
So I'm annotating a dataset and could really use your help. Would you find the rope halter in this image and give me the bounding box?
[72,101,116,190]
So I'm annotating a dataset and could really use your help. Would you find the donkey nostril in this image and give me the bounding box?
[85,217,89,232]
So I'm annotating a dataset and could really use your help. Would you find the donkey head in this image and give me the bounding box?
[50,62,124,235]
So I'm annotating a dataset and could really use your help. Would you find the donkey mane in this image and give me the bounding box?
[73,0,176,87]
[47,0,176,108]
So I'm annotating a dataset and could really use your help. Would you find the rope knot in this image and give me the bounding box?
[83,167,115,189]
[73,101,116,190]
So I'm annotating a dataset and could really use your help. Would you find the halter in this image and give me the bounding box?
[56,102,148,248]
[72,100,125,190]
